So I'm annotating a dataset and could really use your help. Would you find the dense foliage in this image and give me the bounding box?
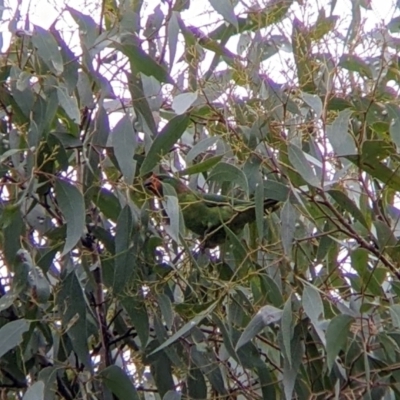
[1,0,400,398]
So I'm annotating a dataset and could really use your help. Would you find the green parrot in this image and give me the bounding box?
[145,174,279,248]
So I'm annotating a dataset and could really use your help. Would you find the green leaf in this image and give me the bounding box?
[22,381,44,400]
[67,7,98,48]
[190,346,227,395]
[55,179,85,255]
[339,54,372,79]
[121,41,173,84]
[209,0,238,29]
[302,92,322,118]
[0,319,30,359]
[236,305,282,350]
[288,144,320,187]
[186,137,219,163]
[326,109,356,156]
[32,26,63,75]
[144,5,164,38]
[387,15,400,33]
[302,284,323,323]
[328,189,368,228]
[140,114,190,175]
[163,391,181,400]
[150,302,217,355]
[187,366,207,399]
[114,205,135,293]
[127,72,157,136]
[56,84,80,123]
[120,295,149,348]
[281,297,293,366]
[158,294,174,330]
[163,195,181,243]
[172,92,198,115]
[326,314,353,371]
[281,200,296,258]
[208,162,249,195]
[111,115,137,185]
[345,155,400,192]
[386,104,400,150]
[390,304,400,329]
[91,187,121,222]
[57,271,90,366]
[292,18,314,92]
[282,328,304,400]
[255,178,264,240]
[179,155,223,176]
[101,366,140,400]
[168,12,180,66]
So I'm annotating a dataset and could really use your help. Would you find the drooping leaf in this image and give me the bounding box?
[326,314,353,371]
[281,200,296,258]
[150,302,217,355]
[113,205,135,293]
[288,144,320,187]
[32,26,63,75]
[111,115,137,185]
[281,297,293,366]
[236,305,282,350]
[56,84,80,124]
[302,284,323,323]
[140,114,190,175]
[326,109,356,156]
[57,270,90,366]
[55,179,85,255]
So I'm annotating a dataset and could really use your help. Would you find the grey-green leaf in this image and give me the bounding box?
[288,144,320,187]
[32,26,63,75]
[326,109,356,156]
[236,305,282,350]
[208,163,249,195]
[22,381,44,400]
[172,92,198,115]
[281,200,296,258]
[111,115,137,185]
[140,114,190,175]
[101,366,140,400]
[326,314,353,371]
[302,284,323,323]
[56,85,80,123]
[302,92,322,118]
[209,0,238,29]
[0,319,30,359]
[55,179,85,255]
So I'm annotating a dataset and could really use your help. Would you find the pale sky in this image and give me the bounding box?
[8,0,399,32]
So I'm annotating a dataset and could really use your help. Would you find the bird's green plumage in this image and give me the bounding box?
[145,174,279,247]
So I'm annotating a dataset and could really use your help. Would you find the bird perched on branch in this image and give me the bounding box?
[145,174,280,248]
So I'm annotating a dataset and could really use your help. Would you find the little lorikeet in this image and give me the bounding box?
[145,174,279,248]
